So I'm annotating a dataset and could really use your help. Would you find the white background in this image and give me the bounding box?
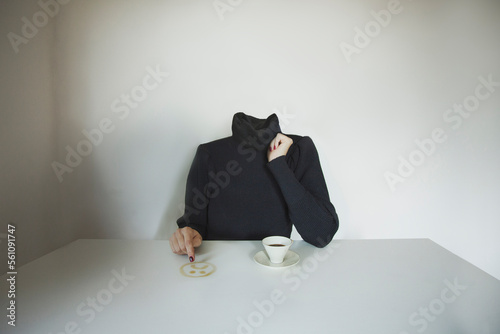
[1,0,499,279]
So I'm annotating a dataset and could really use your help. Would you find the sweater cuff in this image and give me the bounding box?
[177,222,205,240]
[267,156,306,205]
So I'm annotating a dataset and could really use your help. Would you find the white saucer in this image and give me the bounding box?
[253,250,300,268]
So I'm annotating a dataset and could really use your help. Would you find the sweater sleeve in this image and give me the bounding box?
[176,145,210,239]
[266,136,339,247]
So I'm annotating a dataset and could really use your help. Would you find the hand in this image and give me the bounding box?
[267,133,293,162]
[169,227,202,262]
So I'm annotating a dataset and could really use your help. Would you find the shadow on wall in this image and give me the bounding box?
[155,146,193,240]
[48,1,194,240]
[78,110,198,240]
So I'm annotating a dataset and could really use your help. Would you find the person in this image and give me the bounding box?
[169,112,339,261]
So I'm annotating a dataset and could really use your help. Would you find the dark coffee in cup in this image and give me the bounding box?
[269,244,285,247]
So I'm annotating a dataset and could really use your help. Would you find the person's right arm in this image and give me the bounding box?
[170,145,210,260]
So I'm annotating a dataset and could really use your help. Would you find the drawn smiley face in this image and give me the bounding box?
[180,262,217,278]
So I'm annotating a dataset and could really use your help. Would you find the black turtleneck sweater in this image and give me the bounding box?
[177,113,339,247]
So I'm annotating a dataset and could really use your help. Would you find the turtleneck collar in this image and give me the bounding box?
[231,112,281,149]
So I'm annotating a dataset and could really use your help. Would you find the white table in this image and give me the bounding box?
[1,239,499,334]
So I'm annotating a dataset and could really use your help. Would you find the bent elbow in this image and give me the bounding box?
[305,214,339,248]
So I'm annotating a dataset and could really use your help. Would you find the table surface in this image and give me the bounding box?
[1,238,499,334]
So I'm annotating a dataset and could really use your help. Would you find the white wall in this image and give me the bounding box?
[1,0,499,279]
[0,0,77,273]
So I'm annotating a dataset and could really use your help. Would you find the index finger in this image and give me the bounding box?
[182,228,195,262]
[269,137,277,151]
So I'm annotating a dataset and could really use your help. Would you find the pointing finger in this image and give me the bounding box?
[183,228,195,262]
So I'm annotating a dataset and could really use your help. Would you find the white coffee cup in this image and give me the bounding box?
[262,236,293,264]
